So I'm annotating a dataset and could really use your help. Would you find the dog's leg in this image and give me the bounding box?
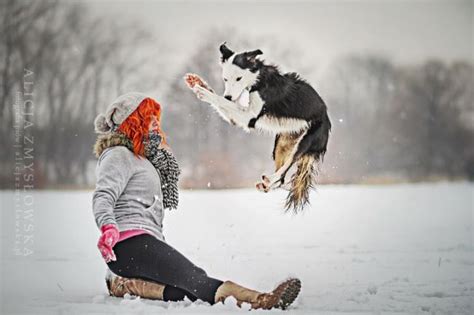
[271,133,300,188]
[193,86,261,131]
[256,131,307,193]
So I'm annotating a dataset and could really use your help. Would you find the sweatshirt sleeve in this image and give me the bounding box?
[92,147,134,229]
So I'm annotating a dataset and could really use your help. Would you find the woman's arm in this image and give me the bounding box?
[92,147,133,228]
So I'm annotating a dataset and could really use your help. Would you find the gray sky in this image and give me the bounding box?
[84,0,472,67]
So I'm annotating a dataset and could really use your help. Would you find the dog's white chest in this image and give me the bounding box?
[254,116,309,134]
[248,92,309,134]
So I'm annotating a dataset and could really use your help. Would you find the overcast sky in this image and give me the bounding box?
[83,0,472,66]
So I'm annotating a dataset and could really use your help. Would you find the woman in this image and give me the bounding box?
[92,92,301,310]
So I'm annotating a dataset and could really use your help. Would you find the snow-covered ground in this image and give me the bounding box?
[1,183,473,314]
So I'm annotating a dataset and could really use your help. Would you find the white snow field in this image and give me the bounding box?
[1,183,473,314]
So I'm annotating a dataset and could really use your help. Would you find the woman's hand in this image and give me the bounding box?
[98,224,120,263]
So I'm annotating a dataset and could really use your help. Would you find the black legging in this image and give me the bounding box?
[107,234,223,304]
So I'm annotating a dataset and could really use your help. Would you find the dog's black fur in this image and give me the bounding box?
[245,62,331,167]
[211,44,332,212]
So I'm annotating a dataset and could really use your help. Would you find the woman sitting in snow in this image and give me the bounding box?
[92,92,301,310]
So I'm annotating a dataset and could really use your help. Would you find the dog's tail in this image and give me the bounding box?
[285,154,316,213]
[285,115,330,213]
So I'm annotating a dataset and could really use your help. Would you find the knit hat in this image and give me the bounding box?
[94,92,148,134]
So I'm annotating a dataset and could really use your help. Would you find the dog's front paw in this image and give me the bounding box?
[193,85,216,104]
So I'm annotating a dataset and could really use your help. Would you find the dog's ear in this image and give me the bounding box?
[247,49,263,57]
[219,42,234,63]
[246,49,263,63]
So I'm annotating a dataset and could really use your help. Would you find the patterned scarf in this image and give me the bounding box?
[142,131,180,210]
[93,131,180,210]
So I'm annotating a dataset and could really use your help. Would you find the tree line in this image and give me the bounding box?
[0,1,472,189]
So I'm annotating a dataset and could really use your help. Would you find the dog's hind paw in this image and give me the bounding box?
[262,174,271,184]
[256,181,269,193]
[260,174,286,191]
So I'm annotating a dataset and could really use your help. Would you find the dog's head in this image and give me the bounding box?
[219,43,263,101]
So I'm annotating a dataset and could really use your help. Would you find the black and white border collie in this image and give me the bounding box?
[190,43,331,212]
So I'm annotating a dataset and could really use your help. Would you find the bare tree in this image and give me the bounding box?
[321,55,398,182]
[393,60,473,179]
[1,3,472,188]
[0,1,165,188]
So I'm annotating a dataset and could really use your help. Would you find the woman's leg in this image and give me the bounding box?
[107,234,222,304]
[163,286,197,302]
[107,272,197,302]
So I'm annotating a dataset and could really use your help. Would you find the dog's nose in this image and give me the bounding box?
[224,95,232,101]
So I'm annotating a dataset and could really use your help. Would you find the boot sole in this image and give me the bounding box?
[276,278,301,310]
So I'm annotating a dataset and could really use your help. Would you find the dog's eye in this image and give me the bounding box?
[236,77,242,81]
[224,78,228,82]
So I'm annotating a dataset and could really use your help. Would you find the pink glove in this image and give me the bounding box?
[97,224,120,263]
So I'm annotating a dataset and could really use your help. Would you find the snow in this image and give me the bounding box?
[1,183,473,314]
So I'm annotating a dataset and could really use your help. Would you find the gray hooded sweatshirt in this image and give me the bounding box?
[92,145,165,241]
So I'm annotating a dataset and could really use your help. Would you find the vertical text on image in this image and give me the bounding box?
[13,68,35,256]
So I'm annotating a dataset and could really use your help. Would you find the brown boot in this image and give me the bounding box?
[215,278,301,310]
[106,274,166,300]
